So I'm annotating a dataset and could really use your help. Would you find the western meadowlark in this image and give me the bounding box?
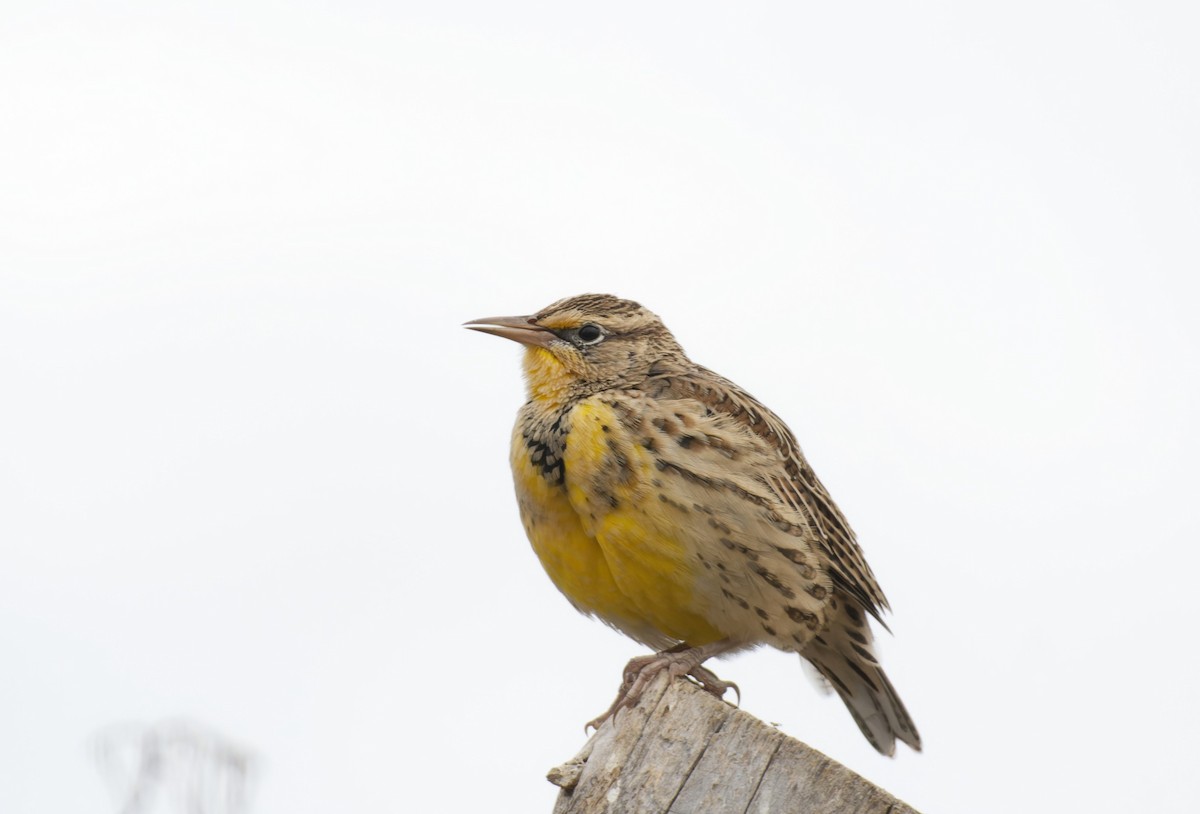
[466,294,921,755]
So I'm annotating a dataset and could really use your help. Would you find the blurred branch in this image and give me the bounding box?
[92,720,255,814]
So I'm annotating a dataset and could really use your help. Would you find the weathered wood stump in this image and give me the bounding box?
[547,674,918,814]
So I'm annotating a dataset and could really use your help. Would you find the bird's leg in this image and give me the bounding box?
[586,640,739,731]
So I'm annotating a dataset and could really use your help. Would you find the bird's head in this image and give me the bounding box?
[466,293,687,405]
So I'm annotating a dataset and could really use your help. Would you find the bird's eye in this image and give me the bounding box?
[577,323,604,344]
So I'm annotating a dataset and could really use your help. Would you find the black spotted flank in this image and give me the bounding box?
[721,588,750,610]
[786,606,820,630]
[750,562,796,599]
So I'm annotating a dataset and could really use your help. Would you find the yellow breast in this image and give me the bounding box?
[562,400,725,645]
[510,424,667,646]
[511,389,726,647]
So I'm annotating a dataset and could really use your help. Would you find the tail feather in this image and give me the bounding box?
[803,600,921,756]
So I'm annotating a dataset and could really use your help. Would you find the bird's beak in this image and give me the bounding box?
[463,315,557,349]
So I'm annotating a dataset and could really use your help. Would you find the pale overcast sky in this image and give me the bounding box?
[2,2,1198,812]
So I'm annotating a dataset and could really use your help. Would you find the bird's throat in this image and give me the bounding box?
[522,346,577,410]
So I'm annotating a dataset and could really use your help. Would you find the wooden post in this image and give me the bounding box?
[547,674,918,814]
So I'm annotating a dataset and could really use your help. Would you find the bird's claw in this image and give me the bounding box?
[688,664,741,706]
[585,644,739,732]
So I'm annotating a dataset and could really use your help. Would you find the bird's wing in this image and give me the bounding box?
[644,364,892,626]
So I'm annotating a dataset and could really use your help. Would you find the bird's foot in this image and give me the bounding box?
[585,640,738,732]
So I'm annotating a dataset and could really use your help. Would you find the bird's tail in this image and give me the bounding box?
[803,603,922,756]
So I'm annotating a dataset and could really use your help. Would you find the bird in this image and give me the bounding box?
[465,293,921,755]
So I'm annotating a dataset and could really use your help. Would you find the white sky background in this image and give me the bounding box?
[2,2,1198,812]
